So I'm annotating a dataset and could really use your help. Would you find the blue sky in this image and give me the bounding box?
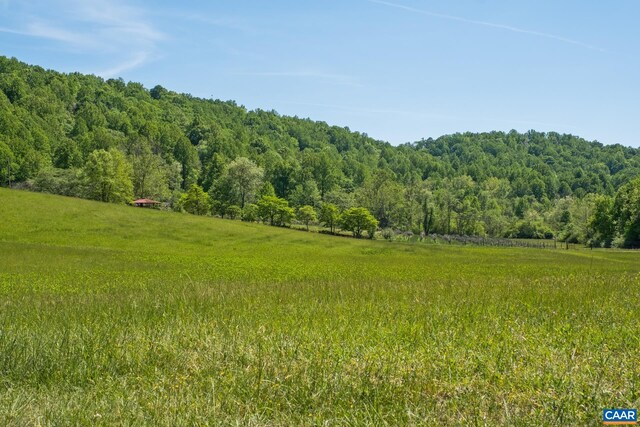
[1,1,638,147]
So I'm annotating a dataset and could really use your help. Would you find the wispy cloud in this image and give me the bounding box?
[0,0,164,76]
[96,51,152,78]
[236,71,362,87]
[69,0,163,43]
[0,22,99,55]
[174,14,256,34]
[368,0,605,52]
[22,21,101,50]
[0,26,33,37]
[203,39,263,60]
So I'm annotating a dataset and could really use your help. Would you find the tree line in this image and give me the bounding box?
[0,56,639,247]
[176,176,378,238]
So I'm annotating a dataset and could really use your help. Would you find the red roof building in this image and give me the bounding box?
[133,198,161,208]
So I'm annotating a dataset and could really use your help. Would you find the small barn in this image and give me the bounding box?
[133,198,161,208]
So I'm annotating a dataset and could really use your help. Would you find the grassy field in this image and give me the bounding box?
[0,188,639,426]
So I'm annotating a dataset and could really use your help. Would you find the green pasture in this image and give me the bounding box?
[0,188,638,426]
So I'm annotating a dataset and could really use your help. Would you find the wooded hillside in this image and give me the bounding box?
[1,56,638,246]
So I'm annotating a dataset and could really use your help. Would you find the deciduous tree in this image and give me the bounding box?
[225,157,264,208]
[340,207,378,238]
[257,195,295,226]
[319,203,340,234]
[179,184,211,215]
[588,194,614,247]
[82,149,133,204]
[613,177,640,247]
[297,205,317,231]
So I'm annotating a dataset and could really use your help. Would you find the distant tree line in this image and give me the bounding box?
[0,56,639,246]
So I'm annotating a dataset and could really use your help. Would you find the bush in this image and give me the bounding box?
[382,228,394,240]
[242,204,259,222]
[32,167,83,197]
[226,205,242,220]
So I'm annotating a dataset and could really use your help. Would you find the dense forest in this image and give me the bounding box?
[1,56,639,247]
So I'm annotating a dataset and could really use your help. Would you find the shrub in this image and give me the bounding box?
[226,205,242,220]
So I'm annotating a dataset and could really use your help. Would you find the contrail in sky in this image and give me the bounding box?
[368,0,605,52]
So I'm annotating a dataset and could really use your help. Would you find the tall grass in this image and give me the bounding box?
[1,189,639,425]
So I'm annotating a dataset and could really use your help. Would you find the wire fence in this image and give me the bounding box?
[393,232,578,249]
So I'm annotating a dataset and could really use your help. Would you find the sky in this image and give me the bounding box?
[1,0,638,147]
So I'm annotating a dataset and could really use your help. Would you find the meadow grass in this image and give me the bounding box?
[0,188,639,426]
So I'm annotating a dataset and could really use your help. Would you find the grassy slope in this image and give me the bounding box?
[0,188,639,426]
